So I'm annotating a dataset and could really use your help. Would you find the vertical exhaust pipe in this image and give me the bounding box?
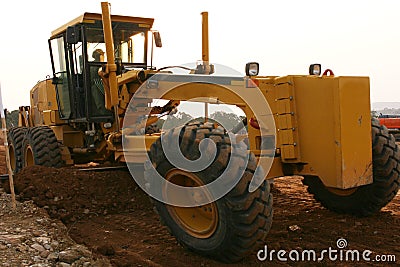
[201,12,209,64]
[197,12,213,75]
[201,12,211,121]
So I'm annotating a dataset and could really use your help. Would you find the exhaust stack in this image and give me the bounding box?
[195,12,213,75]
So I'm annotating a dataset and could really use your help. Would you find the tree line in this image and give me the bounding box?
[157,111,245,131]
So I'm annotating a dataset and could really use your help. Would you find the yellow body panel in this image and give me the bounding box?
[43,110,64,125]
[123,135,160,163]
[264,75,372,188]
[29,79,61,126]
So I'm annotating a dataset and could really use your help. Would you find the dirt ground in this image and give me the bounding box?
[0,134,399,266]
[0,165,396,267]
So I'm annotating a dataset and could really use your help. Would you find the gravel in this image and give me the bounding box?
[0,187,111,267]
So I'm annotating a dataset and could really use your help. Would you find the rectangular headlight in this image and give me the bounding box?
[309,64,321,75]
[245,62,259,76]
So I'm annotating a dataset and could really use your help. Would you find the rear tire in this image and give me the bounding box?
[21,126,63,168]
[7,127,27,173]
[1,127,27,192]
[148,122,273,262]
[303,118,400,216]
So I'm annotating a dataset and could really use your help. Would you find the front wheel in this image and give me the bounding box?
[303,118,400,216]
[148,122,273,262]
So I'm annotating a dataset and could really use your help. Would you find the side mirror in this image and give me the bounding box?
[153,31,162,48]
[66,26,81,44]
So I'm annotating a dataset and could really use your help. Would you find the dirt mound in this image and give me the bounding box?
[13,166,152,224]
[8,166,400,266]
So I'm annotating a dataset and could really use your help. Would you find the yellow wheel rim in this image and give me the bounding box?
[164,169,218,239]
[8,144,16,172]
[24,145,35,167]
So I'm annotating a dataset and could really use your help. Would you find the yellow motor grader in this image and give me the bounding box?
[7,2,400,263]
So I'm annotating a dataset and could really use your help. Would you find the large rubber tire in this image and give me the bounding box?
[145,124,160,134]
[7,127,27,173]
[303,118,400,216]
[21,126,63,168]
[148,122,273,263]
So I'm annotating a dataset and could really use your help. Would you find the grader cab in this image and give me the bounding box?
[7,2,400,263]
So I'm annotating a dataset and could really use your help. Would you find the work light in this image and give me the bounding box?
[245,62,259,76]
[309,64,321,75]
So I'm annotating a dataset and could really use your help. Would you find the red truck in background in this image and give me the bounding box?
[378,114,400,141]
[378,114,400,129]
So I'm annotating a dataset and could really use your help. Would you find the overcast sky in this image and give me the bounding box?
[0,0,399,111]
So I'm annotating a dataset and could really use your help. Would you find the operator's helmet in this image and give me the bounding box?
[92,49,105,61]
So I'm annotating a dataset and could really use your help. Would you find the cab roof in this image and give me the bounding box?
[51,12,154,38]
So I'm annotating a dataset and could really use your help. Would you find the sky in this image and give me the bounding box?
[0,0,399,111]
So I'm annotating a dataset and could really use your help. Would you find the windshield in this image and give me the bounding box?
[86,21,147,66]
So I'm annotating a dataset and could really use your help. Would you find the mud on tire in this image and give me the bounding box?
[147,122,273,263]
[303,118,400,216]
[21,126,63,168]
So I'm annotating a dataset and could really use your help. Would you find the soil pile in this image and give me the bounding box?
[13,166,150,225]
